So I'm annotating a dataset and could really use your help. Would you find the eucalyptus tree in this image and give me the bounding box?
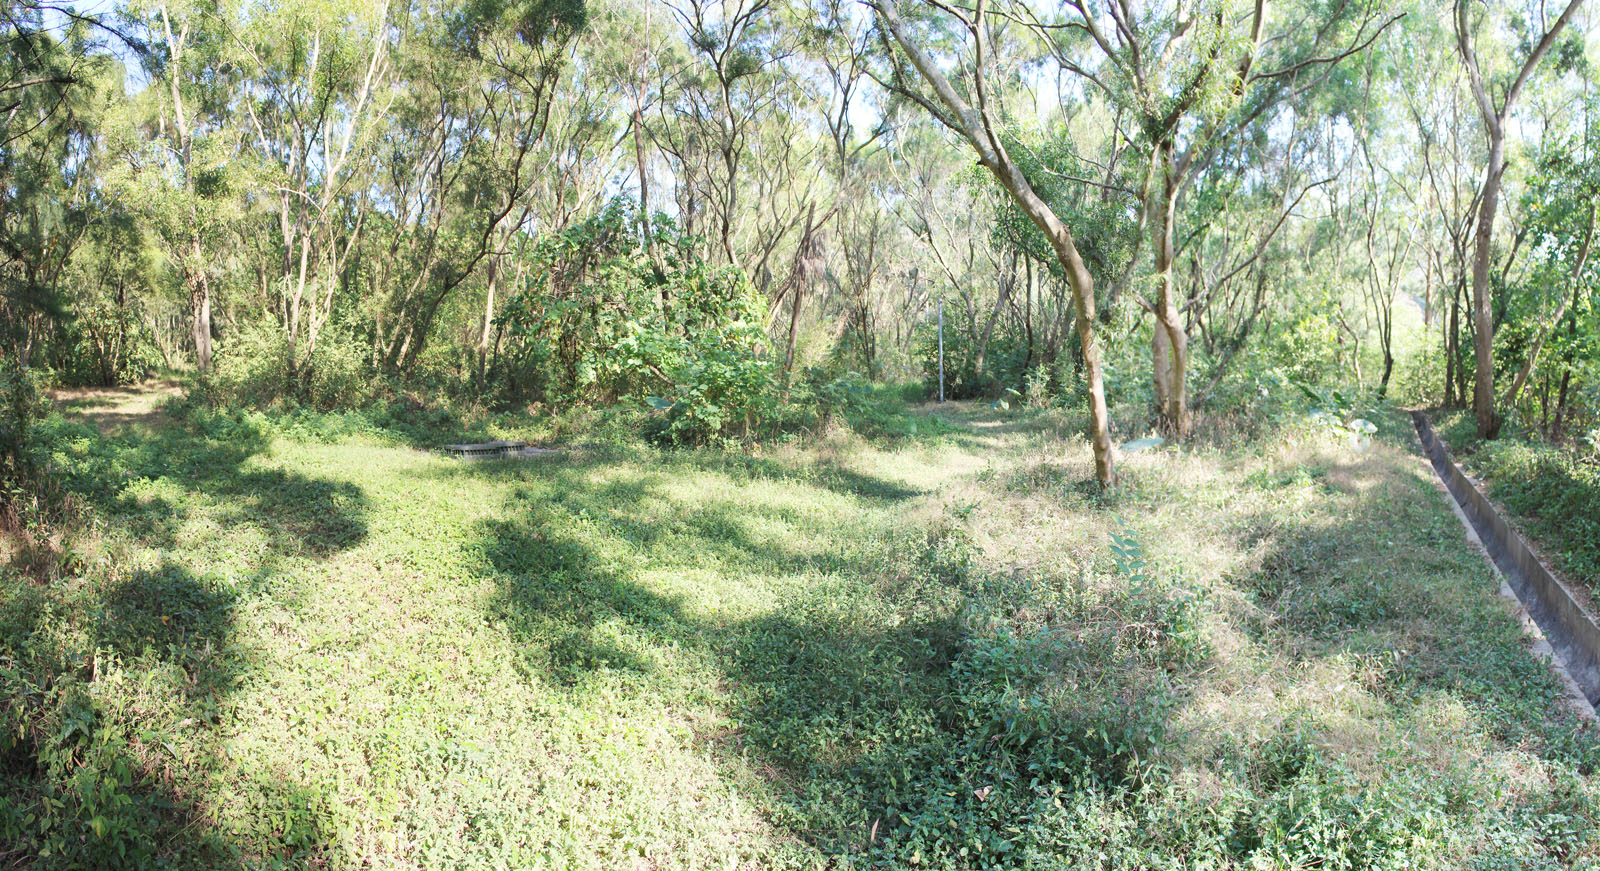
[1020,0,1401,438]
[872,0,1117,486]
[593,0,676,241]
[1454,0,1587,438]
[233,0,393,382]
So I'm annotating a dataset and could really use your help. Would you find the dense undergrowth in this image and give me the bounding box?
[1433,409,1600,593]
[1,385,1597,869]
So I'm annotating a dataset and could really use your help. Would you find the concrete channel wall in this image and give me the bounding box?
[1412,411,1600,706]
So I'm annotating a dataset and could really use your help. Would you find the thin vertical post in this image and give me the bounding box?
[938,299,945,402]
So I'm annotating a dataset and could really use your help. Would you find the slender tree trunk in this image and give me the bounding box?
[1422,254,1433,327]
[786,283,803,374]
[192,272,212,373]
[1468,133,1505,435]
[875,0,1114,487]
[1456,0,1586,436]
[1150,146,1190,438]
[1023,257,1034,370]
[974,253,1014,380]
[1446,276,1463,407]
[1553,364,1573,440]
[476,257,500,391]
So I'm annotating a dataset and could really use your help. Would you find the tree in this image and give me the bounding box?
[872,0,1115,487]
[1454,0,1586,438]
[1020,0,1400,438]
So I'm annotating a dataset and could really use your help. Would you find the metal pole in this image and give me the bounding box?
[938,299,945,402]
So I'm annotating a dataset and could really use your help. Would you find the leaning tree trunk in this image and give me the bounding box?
[875,0,1114,487]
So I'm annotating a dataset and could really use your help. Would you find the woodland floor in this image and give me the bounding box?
[2,385,1597,869]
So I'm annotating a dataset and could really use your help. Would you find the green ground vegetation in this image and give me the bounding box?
[1433,409,1600,596]
[1,385,1595,869]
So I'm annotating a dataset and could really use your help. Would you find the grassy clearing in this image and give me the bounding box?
[2,388,1597,869]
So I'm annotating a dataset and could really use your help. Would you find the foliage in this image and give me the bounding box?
[1471,438,1600,590]
[916,318,1035,401]
[4,381,1598,868]
[0,357,65,532]
[495,199,775,442]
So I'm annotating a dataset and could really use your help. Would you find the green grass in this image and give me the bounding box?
[2,391,1597,869]
[1430,408,1600,593]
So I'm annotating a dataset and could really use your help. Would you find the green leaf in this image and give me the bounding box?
[645,396,674,410]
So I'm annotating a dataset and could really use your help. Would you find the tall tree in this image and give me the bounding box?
[873,0,1115,487]
[1454,0,1586,438]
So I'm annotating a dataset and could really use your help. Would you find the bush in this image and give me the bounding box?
[205,320,291,408]
[914,309,1035,401]
[205,321,383,412]
[494,199,777,443]
[0,358,67,532]
[1472,439,1600,588]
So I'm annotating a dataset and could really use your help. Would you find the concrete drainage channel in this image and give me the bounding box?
[444,440,559,461]
[1412,410,1600,714]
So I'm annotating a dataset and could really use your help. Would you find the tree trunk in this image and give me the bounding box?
[974,252,1014,380]
[1469,133,1505,437]
[876,0,1113,486]
[1455,0,1587,436]
[192,273,212,373]
[1445,277,1462,407]
[786,282,803,374]
[1553,364,1573,440]
[476,257,500,391]
[1150,147,1190,438]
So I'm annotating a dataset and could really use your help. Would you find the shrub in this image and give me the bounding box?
[0,358,68,533]
[915,321,1034,401]
[1473,440,1600,588]
[205,320,291,408]
[494,199,777,443]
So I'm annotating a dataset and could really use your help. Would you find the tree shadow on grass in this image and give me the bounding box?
[1,560,344,869]
[86,416,369,559]
[2,409,373,868]
[462,456,1189,863]
[462,425,1600,865]
[434,443,928,510]
[479,510,679,685]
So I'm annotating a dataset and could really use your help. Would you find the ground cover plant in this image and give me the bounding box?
[6,0,1600,867]
[1,383,1596,869]
[1431,409,1600,596]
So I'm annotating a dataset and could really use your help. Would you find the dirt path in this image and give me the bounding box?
[51,379,185,435]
